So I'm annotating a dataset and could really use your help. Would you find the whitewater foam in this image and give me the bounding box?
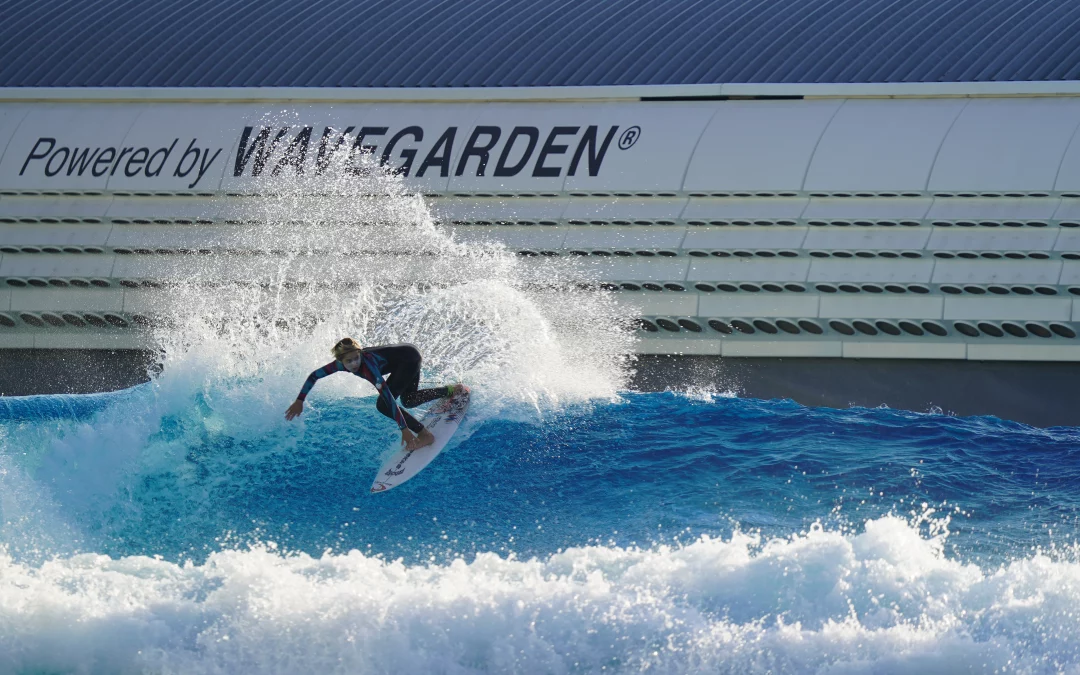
[2,516,1079,674]
[147,148,634,422]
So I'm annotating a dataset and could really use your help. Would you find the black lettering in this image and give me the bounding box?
[416,127,457,178]
[346,126,388,175]
[44,148,69,177]
[532,127,579,178]
[494,126,539,177]
[174,139,200,177]
[315,126,355,175]
[110,147,133,176]
[568,125,618,177]
[145,139,177,177]
[381,126,423,176]
[93,148,115,177]
[234,126,288,177]
[191,148,222,189]
[65,147,99,176]
[124,148,150,177]
[455,126,501,177]
[20,138,56,175]
[272,127,313,176]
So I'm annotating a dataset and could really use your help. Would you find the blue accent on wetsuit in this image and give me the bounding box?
[297,352,410,430]
[296,344,444,433]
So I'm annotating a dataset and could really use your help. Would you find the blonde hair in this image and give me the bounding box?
[332,337,362,360]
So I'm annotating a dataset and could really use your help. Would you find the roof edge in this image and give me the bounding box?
[2,82,1080,103]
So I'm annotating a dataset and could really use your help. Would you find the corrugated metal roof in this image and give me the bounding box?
[1,0,1079,87]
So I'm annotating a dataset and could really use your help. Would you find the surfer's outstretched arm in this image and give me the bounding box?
[285,361,343,419]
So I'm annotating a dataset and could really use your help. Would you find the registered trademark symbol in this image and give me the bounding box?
[619,126,641,150]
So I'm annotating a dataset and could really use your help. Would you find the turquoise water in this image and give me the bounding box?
[2,378,1079,674]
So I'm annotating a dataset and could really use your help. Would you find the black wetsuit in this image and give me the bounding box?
[296,343,447,433]
[365,344,447,433]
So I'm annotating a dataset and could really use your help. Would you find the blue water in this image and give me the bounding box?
[3,379,1080,674]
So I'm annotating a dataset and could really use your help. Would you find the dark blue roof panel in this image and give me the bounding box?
[2,0,1079,87]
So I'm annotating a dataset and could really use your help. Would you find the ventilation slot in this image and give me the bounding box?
[19,312,45,327]
[752,320,779,334]
[798,320,824,335]
[62,313,87,327]
[954,322,980,337]
[730,319,755,334]
[1050,323,1077,338]
[829,320,855,336]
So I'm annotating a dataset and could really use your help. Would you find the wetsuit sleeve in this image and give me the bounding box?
[296,361,342,401]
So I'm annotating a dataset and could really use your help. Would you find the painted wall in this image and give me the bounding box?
[3,98,1080,195]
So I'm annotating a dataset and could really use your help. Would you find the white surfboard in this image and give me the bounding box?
[370,386,470,493]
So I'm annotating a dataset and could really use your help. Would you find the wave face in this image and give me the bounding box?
[5,390,1080,674]
[4,157,1080,673]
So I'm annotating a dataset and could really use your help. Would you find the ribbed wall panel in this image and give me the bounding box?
[2,0,1080,87]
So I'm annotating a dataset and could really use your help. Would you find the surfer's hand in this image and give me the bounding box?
[285,400,304,420]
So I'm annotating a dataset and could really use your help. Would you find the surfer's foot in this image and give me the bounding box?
[405,428,435,451]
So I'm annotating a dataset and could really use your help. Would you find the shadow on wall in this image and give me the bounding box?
[0,350,158,396]
[631,356,1080,429]
[2,349,1077,429]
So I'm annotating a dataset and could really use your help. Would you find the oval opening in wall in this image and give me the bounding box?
[41,313,66,327]
[954,322,980,337]
[1001,322,1028,338]
[708,320,733,334]
[1050,323,1077,338]
[853,320,878,336]
[899,321,924,336]
[875,321,901,336]
[1025,323,1052,338]
[752,320,778,334]
[730,319,756,334]
[19,313,45,327]
[798,320,824,335]
[776,319,800,334]
[829,320,855,336]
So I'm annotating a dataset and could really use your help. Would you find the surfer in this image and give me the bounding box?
[285,338,461,451]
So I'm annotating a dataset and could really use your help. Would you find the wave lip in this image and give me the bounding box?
[3,516,1079,674]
